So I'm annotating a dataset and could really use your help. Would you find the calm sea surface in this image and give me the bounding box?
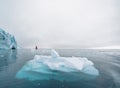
[0,49,120,88]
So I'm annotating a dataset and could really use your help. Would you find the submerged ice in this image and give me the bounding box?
[0,28,17,49]
[16,50,99,81]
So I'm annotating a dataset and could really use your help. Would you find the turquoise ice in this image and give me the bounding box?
[16,49,99,81]
[0,28,17,49]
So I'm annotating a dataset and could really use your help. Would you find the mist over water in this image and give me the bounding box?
[0,0,120,48]
[0,0,120,88]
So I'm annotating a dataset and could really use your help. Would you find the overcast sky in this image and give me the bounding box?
[0,0,120,48]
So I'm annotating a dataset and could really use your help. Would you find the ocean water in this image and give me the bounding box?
[0,49,120,88]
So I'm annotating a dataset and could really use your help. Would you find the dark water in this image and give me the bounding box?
[0,49,120,88]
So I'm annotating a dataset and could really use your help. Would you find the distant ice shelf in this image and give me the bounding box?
[16,49,99,81]
[0,28,17,49]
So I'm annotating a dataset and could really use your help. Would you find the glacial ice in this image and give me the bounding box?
[16,49,99,81]
[0,28,17,49]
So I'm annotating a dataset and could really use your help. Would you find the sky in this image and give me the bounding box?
[0,0,120,48]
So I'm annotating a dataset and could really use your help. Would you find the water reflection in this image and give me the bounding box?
[0,49,119,88]
[0,50,17,71]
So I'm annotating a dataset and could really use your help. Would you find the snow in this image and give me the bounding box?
[16,49,99,81]
[0,28,17,49]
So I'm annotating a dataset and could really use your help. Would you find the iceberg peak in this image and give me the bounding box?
[0,28,17,49]
[51,49,60,58]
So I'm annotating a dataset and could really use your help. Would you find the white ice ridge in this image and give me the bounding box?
[31,49,99,75]
[16,49,99,81]
[0,28,17,49]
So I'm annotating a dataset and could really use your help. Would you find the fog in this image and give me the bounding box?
[0,0,120,48]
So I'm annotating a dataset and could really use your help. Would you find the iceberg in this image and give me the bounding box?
[16,49,99,81]
[0,28,17,49]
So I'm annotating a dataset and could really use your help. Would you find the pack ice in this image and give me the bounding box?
[0,28,17,49]
[16,50,99,81]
